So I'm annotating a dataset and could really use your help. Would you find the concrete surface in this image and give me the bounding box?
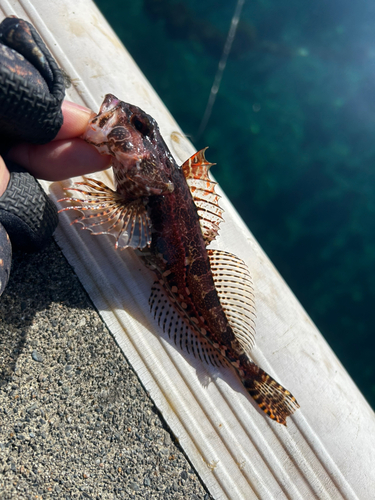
[0,240,212,500]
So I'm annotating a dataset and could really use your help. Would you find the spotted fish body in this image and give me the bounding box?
[60,94,299,425]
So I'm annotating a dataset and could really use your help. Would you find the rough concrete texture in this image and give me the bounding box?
[0,241,213,500]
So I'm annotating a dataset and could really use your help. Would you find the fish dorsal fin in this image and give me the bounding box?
[58,178,151,250]
[149,281,225,367]
[182,148,224,245]
[207,249,256,354]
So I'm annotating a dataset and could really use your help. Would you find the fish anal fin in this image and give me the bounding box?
[181,148,223,245]
[208,249,256,354]
[58,178,151,250]
[149,281,225,368]
[243,361,300,425]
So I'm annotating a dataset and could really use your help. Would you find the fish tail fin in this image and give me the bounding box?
[58,178,152,250]
[242,361,299,426]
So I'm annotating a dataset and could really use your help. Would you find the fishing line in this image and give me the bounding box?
[195,0,245,142]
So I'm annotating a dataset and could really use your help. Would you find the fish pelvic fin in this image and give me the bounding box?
[58,178,152,250]
[242,360,299,425]
[182,148,224,245]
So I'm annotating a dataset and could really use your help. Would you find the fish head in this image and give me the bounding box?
[83,94,175,196]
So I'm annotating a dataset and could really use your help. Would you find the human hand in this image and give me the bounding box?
[0,100,112,198]
[7,99,112,182]
[0,16,112,292]
[0,99,112,256]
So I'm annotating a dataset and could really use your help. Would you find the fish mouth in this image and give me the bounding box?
[83,93,176,196]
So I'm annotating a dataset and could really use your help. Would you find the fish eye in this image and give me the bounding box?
[131,115,151,136]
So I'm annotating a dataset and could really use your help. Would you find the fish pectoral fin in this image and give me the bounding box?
[182,148,224,245]
[149,281,226,368]
[58,178,152,250]
[243,361,300,426]
[207,249,256,354]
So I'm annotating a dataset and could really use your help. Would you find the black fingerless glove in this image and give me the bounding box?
[0,16,65,253]
[0,16,65,149]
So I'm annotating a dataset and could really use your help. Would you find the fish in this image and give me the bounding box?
[59,94,299,425]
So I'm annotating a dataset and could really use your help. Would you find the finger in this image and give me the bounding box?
[8,139,112,181]
[54,100,95,140]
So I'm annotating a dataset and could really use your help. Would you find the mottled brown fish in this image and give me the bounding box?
[59,94,299,425]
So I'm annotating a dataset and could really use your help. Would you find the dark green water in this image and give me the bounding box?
[94,0,375,409]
